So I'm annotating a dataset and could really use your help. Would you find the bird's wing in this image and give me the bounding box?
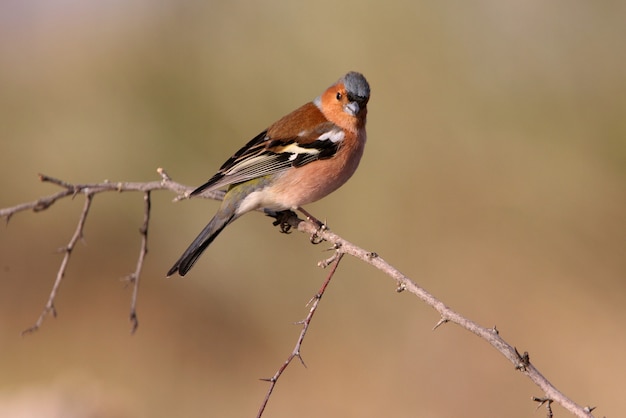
[190,120,345,196]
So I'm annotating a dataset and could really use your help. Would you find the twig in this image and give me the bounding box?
[256,252,344,418]
[5,169,199,335]
[2,169,222,334]
[21,193,95,335]
[124,191,151,334]
[0,169,224,222]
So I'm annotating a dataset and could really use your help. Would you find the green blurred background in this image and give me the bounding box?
[1,1,625,417]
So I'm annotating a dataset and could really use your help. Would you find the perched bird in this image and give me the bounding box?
[167,71,370,277]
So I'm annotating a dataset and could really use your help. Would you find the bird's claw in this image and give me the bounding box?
[267,209,298,234]
[310,222,327,244]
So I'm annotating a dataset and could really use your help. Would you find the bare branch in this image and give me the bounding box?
[4,170,227,337]
[0,169,224,223]
[285,213,597,418]
[2,171,599,417]
[257,252,344,418]
[21,192,95,335]
[123,191,151,334]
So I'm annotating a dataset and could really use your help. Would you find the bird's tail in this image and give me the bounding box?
[167,212,235,277]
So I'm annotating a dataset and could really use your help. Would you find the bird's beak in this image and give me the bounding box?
[344,101,360,116]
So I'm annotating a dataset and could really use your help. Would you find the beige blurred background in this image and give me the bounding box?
[1,1,625,417]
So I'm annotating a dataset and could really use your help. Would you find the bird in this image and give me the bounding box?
[167,71,370,277]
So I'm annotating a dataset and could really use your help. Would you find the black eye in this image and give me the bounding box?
[336,92,342,100]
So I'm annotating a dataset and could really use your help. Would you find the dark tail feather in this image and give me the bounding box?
[167,214,234,277]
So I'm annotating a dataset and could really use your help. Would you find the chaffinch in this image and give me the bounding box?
[167,71,370,277]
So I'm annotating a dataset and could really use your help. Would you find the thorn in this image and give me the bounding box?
[433,317,449,331]
[322,243,339,253]
[305,294,321,307]
[532,397,553,418]
[130,312,138,334]
[318,252,339,268]
[492,325,499,335]
[122,274,137,287]
[514,347,530,371]
[532,396,552,407]
[259,377,274,383]
[21,326,37,337]
[157,167,172,182]
[295,353,307,368]
[583,406,596,413]
[396,282,406,293]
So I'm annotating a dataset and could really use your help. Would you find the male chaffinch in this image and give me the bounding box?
[167,71,370,277]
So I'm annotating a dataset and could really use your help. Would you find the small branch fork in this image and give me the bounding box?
[2,169,217,335]
[256,252,344,418]
[1,171,598,417]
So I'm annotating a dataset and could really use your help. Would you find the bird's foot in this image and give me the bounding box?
[266,209,298,233]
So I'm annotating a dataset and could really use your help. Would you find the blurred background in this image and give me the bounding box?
[1,1,625,417]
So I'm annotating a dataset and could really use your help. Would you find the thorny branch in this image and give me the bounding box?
[2,169,213,335]
[256,253,344,418]
[1,170,598,418]
[20,193,94,335]
[124,191,151,334]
